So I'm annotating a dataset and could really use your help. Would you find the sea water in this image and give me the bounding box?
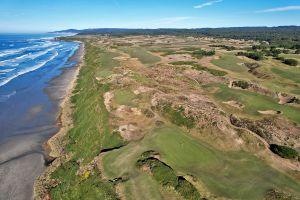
[0,33,79,200]
[0,33,79,138]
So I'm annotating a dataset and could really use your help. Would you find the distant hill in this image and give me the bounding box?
[53,26,300,47]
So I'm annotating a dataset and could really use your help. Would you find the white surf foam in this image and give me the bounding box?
[0,68,16,73]
[0,51,59,87]
[0,47,56,67]
[0,41,60,58]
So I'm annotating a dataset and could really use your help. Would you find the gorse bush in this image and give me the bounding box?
[161,104,195,129]
[176,177,202,200]
[283,58,298,66]
[136,152,202,200]
[237,51,264,61]
[192,49,215,59]
[270,144,299,159]
[232,80,250,89]
[170,61,197,65]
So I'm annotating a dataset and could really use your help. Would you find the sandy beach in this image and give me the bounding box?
[0,42,84,200]
[33,42,85,199]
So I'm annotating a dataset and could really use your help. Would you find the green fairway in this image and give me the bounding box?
[96,51,120,77]
[271,67,300,84]
[205,83,300,124]
[152,127,300,200]
[114,89,137,106]
[120,47,161,65]
[212,53,247,72]
[102,126,300,200]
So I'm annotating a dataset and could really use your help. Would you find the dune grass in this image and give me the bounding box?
[212,53,247,72]
[205,83,300,124]
[50,41,125,199]
[120,47,161,65]
[51,161,118,200]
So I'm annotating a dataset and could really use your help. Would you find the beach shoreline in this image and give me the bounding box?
[0,38,84,200]
[33,41,85,200]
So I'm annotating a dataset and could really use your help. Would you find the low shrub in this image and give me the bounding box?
[237,51,264,61]
[283,58,298,66]
[161,104,195,129]
[192,49,215,59]
[136,153,201,200]
[176,177,202,200]
[210,45,236,51]
[233,80,250,89]
[170,61,196,65]
[270,144,299,159]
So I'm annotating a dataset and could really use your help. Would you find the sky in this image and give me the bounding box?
[1,0,300,33]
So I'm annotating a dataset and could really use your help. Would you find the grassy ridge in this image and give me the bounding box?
[50,41,125,199]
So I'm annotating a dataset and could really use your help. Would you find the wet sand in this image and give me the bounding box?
[0,42,83,200]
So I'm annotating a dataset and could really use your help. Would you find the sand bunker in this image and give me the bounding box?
[258,110,281,115]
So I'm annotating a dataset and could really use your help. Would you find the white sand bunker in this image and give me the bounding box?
[104,92,114,112]
[258,110,281,115]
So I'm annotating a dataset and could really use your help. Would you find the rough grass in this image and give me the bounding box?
[51,161,118,200]
[121,47,161,65]
[212,53,247,72]
[205,83,300,124]
[50,41,125,199]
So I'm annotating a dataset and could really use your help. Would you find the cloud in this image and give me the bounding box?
[194,0,223,9]
[256,6,300,13]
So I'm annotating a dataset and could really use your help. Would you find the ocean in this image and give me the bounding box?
[0,34,80,200]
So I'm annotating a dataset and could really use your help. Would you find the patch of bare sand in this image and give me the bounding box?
[198,55,220,68]
[104,92,114,112]
[113,105,155,141]
[223,100,245,109]
[258,110,281,115]
[163,54,194,63]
